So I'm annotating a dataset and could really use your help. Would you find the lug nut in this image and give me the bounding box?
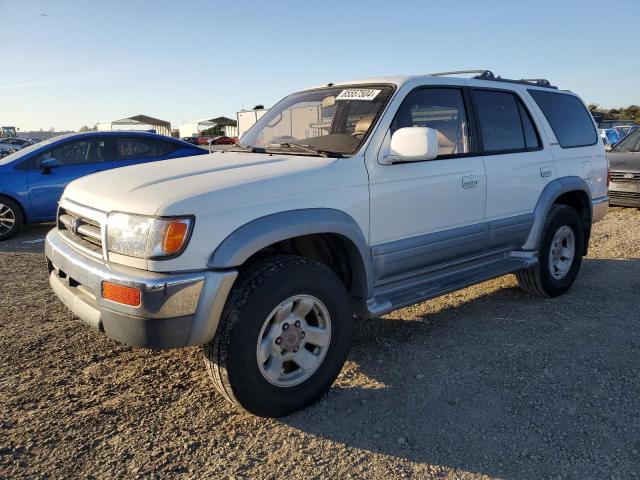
[293,347,299,352]
[282,323,289,331]
[300,332,305,339]
[275,337,282,345]
[294,320,301,327]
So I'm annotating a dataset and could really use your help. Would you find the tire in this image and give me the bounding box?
[516,204,585,297]
[203,255,353,417]
[0,198,23,241]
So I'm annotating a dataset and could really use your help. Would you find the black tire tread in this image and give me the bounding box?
[203,255,325,412]
[516,204,578,297]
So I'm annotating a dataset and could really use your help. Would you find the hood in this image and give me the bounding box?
[63,151,337,215]
[607,152,640,172]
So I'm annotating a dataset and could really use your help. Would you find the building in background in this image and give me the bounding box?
[178,117,238,139]
[237,108,268,138]
[97,115,172,136]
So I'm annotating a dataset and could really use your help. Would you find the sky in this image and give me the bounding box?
[1,0,639,132]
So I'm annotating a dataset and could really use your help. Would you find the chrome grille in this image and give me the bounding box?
[57,207,103,257]
[610,171,640,185]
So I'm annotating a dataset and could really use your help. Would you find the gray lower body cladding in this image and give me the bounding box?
[371,213,534,282]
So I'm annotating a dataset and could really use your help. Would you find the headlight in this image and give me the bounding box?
[106,213,193,259]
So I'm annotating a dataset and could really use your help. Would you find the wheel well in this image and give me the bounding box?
[553,190,591,255]
[241,233,367,298]
[0,194,26,224]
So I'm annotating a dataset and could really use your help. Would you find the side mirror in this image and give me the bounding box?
[40,157,59,174]
[382,127,439,164]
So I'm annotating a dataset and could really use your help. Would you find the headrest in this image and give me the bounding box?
[354,115,375,137]
[436,130,455,147]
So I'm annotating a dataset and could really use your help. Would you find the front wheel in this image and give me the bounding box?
[0,198,23,241]
[516,204,585,297]
[203,255,353,417]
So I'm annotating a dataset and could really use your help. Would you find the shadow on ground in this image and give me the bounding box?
[282,258,640,479]
[0,224,53,253]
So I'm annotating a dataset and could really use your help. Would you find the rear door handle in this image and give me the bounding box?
[462,175,479,189]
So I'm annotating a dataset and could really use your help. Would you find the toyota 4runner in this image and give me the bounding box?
[46,70,609,417]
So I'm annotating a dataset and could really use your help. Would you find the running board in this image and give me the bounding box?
[365,253,536,318]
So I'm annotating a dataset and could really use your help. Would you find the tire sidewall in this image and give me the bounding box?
[539,206,585,296]
[225,261,352,416]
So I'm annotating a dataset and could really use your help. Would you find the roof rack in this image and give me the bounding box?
[429,70,557,89]
[430,70,494,77]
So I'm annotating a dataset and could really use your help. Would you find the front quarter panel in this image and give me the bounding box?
[146,156,371,273]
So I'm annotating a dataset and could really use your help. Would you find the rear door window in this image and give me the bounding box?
[528,90,598,148]
[472,89,541,153]
[157,140,178,156]
[115,138,160,160]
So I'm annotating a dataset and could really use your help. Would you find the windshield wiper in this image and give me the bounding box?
[229,143,266,153]
[267,142,344,158]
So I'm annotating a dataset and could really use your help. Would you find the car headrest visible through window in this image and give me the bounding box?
[436,130,456,155]
[96,144,104,161]
[353,115,375,138]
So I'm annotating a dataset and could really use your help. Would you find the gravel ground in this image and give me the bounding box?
[1,208,639,479]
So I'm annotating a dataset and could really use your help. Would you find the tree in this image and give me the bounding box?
[79,125,91,132]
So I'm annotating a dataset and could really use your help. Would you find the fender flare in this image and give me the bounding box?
[208,208,374,298]
[522,176,592,251]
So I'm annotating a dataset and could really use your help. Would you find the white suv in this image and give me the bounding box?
[46,70,609,417]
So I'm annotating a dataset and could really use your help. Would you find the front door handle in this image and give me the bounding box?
[462,175,479,189]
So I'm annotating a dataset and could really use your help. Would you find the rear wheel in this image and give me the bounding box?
[0,198,23,241]
[516,205,585,297]
[203,255,353,417]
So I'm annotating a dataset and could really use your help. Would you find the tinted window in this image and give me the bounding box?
[36,139,106,167]
[392,88,469,156]
[528,90,597,148]
[518,102,540,149]
[116,138,160,160]
[473,90,526,153]
[612,129,640,153]
[157,141,178,156]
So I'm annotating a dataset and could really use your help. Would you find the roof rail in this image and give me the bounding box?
[429,70,557,89]
[430,70,495,78]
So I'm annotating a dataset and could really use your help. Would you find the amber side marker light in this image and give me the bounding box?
[102,282,141,307]
[163,221,189,255]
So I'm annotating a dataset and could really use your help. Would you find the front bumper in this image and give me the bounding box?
[609,183,640,207]
[45,228,237,349]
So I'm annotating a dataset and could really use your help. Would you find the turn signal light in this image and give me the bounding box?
[163,221,189,255]
[102,282,141,307]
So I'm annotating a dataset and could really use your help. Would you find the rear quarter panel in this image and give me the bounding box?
[524,90,608,201]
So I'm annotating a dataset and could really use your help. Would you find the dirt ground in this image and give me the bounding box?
[1,208,639,479]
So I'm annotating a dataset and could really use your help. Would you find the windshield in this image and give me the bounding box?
[612,128,640,152]
[240,85,394,156]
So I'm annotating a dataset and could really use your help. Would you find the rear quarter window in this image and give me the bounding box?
[528,90,598,148]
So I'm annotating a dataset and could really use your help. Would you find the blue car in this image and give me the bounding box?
[0,131,206,240]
